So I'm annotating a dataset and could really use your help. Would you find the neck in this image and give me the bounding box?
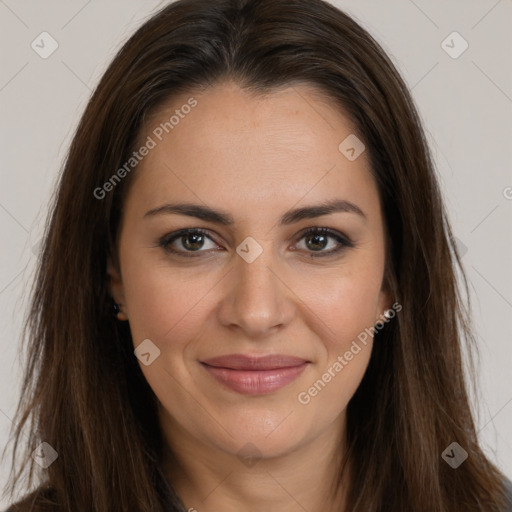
[160,411,350,512]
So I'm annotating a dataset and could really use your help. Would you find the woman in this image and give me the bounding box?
[3,0,511,510]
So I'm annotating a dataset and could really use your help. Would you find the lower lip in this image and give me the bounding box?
[201,362,309,395]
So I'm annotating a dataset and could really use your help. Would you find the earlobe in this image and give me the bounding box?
[112,302,129,321]
[376,287,394,326]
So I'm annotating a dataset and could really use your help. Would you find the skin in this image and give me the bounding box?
[108,80,392,512]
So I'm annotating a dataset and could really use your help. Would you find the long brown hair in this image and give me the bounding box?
[3,0,509,510]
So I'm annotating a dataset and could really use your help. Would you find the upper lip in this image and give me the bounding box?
[201,354,309,370]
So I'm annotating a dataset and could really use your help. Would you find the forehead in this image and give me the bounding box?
[125,81,378,220]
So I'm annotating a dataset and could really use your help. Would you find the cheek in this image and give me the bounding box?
[295,257,384,346]
[297,341,372,430]
[294,268,380,417]
[122,262,214,412]
[292,257,382,407]
[120,251,209,345]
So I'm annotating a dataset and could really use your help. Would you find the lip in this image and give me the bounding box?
[200,354,310,395]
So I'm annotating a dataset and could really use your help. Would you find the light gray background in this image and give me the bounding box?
[1,0,511,506]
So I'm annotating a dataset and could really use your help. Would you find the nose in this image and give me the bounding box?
[216,241,295,338]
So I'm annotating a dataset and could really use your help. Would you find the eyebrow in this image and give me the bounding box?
[143,199,367,226]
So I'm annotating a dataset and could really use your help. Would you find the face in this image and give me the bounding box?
[108,81,391,461]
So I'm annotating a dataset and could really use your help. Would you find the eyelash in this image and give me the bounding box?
[157,227,353,259]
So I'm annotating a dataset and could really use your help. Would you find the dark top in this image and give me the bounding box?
[4,478,512,511]
[505,478,512,511]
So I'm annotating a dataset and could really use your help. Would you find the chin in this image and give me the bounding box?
[209,410,314,458]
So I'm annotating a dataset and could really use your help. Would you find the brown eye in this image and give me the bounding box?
[304,232,329,251]
[159,228,220,257]
[295,228,353,257]
[180,232,206,251]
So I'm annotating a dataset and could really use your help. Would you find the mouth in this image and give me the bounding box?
[200,354,310,395]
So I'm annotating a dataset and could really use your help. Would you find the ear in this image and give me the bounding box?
[376,274,394,324]
[107,255,127,318]
[376,289,393,322]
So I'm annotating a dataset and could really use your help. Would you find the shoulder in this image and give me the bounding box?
[3,486,58,512]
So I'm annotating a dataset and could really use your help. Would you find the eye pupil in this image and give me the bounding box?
[306,233,328,251]
[182,233,204,251]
